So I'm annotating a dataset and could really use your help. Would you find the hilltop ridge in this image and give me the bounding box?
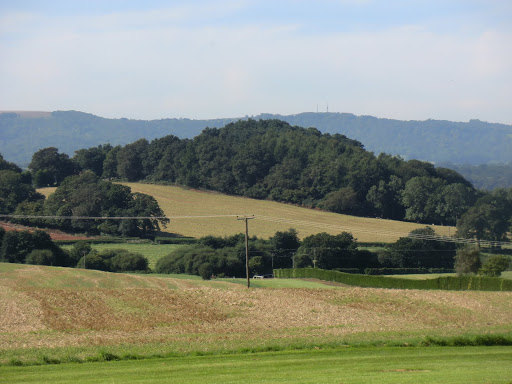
[2,110,512,167]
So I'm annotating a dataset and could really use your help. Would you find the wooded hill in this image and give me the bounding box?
[39,119,477,226]
[2,110,512,168]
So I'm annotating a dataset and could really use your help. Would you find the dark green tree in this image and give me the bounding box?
[456,190,512,244]
[402,177,446,224]
[29,147,76,186]
[25,249,56,266]
[0,153,21,173]
[454,246,481,275]
[0,230,67,265]
[366,176,405,219]
[43,171,168,236]
[68,241,93,267]
[102,145,121,179]
[436,183,476,225]
[318,187,359,214]
[77,253,107,271]
[108,251,149,272]
[198,262,214,280]
[479,255,510,277]
[73,144,112,176]
[116,139,148,181]
[379,227,455,268]
[269,228,300,269]
[296,232,358,270]
[0,170,42,213]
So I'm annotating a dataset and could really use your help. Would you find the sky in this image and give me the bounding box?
[1,0,511,123]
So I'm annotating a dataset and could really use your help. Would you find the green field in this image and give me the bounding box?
[60,242,184,269]
[2,347,512,384]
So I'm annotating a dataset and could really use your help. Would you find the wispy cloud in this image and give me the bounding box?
[0,1,511,123]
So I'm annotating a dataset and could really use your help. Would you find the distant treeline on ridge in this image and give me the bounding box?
[28,119,479,226]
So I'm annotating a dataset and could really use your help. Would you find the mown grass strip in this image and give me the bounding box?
[275,268,512,291]
[3,333,512,368]
[2,346,512,384]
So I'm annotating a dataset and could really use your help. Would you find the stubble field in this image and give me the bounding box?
[2,262,512,368]
[120,183,455,241]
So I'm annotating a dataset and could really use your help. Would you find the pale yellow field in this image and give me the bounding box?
[121,183,454,242]
[37,187,56,198]
[1,263,511,360]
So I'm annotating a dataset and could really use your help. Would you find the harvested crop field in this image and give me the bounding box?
[36,183,454,242]
[121,183,454,242]
[1,263,512,364]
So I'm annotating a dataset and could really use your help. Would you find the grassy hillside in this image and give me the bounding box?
[122,182,454,242]
[1,263,511,366]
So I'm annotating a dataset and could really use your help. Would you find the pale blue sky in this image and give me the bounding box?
[1,0,511,123]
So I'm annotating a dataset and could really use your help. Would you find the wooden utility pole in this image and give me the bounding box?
[237,216,255,288]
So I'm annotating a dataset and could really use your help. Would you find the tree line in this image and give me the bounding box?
[0,227,149,272]
[1,224,507,278]
[0,153,168,237]
[3,119,512,245]
[3,110,512,168]
[155,227,461,279]
[27,119,477,226]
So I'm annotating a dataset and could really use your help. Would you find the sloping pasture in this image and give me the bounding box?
[121,183,454,241]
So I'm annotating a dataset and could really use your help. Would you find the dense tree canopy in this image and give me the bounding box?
[0,229,68,266]
[0,153,21,173]
[294,232,377,270]
[456,189,512,244]
[29,147,77,187]
[0,170,41,214]
[379,227,456,269]
[0,157,43,215]
[43,171,169,236]
[72,144,112,176]
[68,119,476,226]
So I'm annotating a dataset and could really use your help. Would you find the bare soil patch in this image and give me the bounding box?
[0,222,93,241]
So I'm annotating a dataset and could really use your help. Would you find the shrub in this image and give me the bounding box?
[69,241,93,266]
[109,252,149,272]
[455,246,481,275]
[25,249,56,266]
[199,262,213,280]
[77,253,108,271]
[479,255,510,277]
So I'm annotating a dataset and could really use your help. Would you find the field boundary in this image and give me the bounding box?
[274,268,512,291]
[3,333,512,367]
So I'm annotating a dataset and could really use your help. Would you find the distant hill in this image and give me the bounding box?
[1,110,512,167]
[439,162,512,190]
[0,110,236,167]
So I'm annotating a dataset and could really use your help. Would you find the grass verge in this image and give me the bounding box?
[2,332,512,368]
[1,346,512,384]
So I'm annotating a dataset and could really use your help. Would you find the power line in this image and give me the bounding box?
[0,214,240,220]
[1,213,510,247]
[256,215,512,247]
[0,215,167,220]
